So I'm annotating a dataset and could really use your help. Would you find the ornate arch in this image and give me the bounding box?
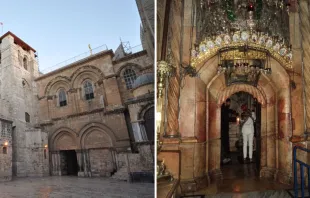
[217,84,267,107]
[79,122,117,149]
[44,76,71,95]
[192,31,293,71]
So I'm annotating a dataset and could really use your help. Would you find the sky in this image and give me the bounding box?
[0,0,142,72]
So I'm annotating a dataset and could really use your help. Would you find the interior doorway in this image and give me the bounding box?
[220,92,261,179]
[60,150,78,176]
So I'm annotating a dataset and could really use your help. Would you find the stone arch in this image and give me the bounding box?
[217,84,267,107]
[71,69,101,89]
[70,65,104,87]
[49,127,78,151]
[197,50,290,181]
[116,63,143,77]
[44,76,71,96]
[79,122,117,149]
[138,103,154,120]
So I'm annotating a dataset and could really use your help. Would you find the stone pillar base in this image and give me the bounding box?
[260,167,276,180]
[209,169,223,183]
[52,171,61,176]
[0,176,12,182]
[78,172,92,177]
[275,170,293,185]
[180,176,208,193]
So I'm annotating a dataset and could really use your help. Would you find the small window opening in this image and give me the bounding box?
[25,112,30,123]
[44,149,47,159]
[3,147,7,154]
[23,57,27,70]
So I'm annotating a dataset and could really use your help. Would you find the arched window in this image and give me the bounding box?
[84,80,94,100]
[123,68,137,89]
[23,56,27,70]
[59,89,67,107]
[143,107,154,141]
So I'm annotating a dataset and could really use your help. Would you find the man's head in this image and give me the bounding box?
[225,98,231,106]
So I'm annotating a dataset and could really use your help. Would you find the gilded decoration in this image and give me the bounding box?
[157,60,175,98]
[191,31,292,70]
[220,49,267,60]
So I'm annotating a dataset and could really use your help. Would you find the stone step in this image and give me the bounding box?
[111,166,129,181]
[187,190,293,198]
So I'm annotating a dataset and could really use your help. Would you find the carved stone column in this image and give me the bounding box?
[166,75,180,137]
[57,151,61,176]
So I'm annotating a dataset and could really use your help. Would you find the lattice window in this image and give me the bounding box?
[123,69,137,89]
[59,89,67,107]
[84,80,94,100]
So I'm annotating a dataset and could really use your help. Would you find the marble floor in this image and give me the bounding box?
[0,176,154,198]
[183,153,293,197]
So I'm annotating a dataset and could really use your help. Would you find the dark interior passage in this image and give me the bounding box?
[60,150,78,176]
[220,92,261,178]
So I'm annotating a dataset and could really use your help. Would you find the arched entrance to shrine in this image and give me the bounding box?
[199,52,291,181]
[176,46,292,191]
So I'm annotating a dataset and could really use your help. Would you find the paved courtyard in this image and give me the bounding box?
[0,176,154,198]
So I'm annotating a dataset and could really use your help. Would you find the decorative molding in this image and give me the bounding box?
[191,31,292,70]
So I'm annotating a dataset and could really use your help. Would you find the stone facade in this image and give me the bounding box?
[0,32,48,178]
[0,27,154,181]
[0,118,13,181]
[34,48,154,178]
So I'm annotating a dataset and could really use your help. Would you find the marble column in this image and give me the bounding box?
[164,1,182,138]
[76,150,83,176]
[57,151,61,176]
[52,153,56,175]
[300,0,310,131]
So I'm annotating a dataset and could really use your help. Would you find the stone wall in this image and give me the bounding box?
[0,118,13,181]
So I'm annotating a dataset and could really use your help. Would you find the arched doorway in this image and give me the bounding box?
[220,91,262,180]
[144,107,155,141]
[51,131,79,176]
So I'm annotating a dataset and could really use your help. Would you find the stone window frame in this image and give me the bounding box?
[23,56,28,70]
[83,79,95,100]
[122,68,137,90]
[58,88,67,107]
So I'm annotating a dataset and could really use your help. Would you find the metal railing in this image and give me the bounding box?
[40,44,143,74]
[293,146,310,198]
[40,44,108,74]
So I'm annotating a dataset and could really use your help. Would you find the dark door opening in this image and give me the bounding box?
[144,107,154,141]
[60,150,78,176]
[220,92,261,179]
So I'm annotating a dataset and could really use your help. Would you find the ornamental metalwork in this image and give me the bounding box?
[191,30,292,69]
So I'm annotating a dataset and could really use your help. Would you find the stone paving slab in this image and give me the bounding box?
[0,176,154,198]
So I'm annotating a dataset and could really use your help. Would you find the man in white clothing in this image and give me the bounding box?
[240,106,256,163]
